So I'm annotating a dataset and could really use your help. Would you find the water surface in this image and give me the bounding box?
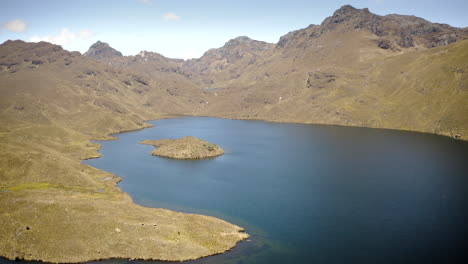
[3,117,468,263]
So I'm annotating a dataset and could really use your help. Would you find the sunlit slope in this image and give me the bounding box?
[0,40,246,263]
[79,5,468,140]
[368,39,468,138]
[199,18,467,139]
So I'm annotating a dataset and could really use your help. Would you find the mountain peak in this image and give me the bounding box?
[225,36,255,46]
[223,36,274,51]
[232,36,253,42]
[322,5,373,27]
[334,5,370,15]
[84,40,122,60]
[88,40,110,50]
[335,5,358,13]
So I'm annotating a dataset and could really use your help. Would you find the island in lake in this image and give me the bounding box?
[141,136,225,159]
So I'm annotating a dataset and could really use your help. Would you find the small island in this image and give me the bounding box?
[140,136,224,159]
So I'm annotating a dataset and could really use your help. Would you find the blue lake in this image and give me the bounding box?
[3,117,468,264]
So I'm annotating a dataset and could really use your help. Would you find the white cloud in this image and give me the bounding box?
[79,29,94,40]
[30,28,76,46]
[162,12,181,21]
[3,19,27,32]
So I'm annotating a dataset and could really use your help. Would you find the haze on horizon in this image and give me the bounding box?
[1,0,467,59]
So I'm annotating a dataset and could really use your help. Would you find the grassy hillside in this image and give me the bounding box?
[0,40,247,263]
[202,37,468,139]
[196,15,468,140]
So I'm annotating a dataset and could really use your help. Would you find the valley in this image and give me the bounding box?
[0,5,467,263]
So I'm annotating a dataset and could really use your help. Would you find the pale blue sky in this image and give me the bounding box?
[1,0,467,59]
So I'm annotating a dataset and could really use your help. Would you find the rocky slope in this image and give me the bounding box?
[141,136,224,159]
[84,36,275,88]
[83,41,208,101]
[181,36,275,87]
[319,5,466,49]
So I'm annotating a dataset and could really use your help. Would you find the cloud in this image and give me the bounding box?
[162,12,181,21]
[30,28,76,46]
[3,19,27,32]
[79,29,94,40]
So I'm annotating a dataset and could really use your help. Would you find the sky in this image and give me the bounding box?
[1,0,467,59]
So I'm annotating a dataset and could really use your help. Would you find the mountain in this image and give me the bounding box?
[84,40,123,59]
[192,5,468,140]
[318,5,466,48]
[0,40,243,262]
[1,5,467,263]
[181,36,275,86]
[84,36,275,88]
[83,41,203,97]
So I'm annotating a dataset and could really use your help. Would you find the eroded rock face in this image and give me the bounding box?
[141,136,224,159]
[319,5,466,49]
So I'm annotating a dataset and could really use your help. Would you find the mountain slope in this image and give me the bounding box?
[181,36,275,87]
[0,40,245,263]
[196,6,468,140]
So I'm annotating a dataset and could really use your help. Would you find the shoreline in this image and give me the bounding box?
[0,113,249,263]
[172,113,467,142]
[1,114,465,263]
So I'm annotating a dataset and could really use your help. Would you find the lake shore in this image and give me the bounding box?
[0,114,248,263]
[84,116,468,264]
[0,112,466,263]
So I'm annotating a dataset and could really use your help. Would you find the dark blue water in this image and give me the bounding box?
[2,117,468,264]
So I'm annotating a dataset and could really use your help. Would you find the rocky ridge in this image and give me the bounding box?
[279,5,466,50]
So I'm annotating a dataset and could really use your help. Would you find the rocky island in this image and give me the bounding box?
[141,136,225,159]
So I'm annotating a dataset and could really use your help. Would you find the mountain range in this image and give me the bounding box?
[81,5,468,140]
[0,5,467,263]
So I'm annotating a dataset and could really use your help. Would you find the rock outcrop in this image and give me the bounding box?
[320,5,466,49]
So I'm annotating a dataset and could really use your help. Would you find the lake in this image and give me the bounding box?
[3,117,468,263]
